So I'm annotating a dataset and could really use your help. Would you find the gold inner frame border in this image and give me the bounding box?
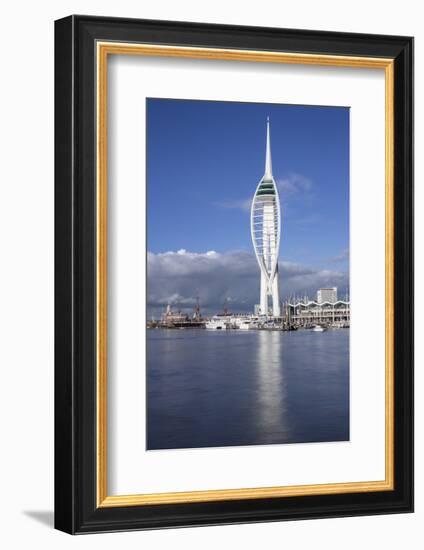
[96,41,394,508]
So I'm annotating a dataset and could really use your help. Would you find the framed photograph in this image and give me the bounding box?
[54,15,413,533]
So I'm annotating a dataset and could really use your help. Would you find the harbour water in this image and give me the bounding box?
[147,329,349,450]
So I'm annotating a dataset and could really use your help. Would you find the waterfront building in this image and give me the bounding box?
[317,287,338,304]
[287,298,350,327]
[250,118,281,317]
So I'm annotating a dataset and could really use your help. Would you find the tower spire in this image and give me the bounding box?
[265,117,272,178]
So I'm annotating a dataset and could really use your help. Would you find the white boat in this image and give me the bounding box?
[205,317,228,330]
[312,324,327,332]
[238,320,252,330]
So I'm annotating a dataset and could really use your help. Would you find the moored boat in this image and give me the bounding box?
[312,324,327,332]
[205,317,228,330]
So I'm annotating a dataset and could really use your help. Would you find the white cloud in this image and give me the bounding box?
[328,248,349,263]
[277,173,313,195]
[147,249,348,316]
[213,198,252,212]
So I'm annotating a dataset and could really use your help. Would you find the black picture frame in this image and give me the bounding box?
[55,14,413,534]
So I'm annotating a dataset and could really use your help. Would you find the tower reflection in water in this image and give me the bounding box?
[254,331,290,444]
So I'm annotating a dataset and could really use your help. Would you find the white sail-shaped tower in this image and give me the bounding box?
[250,118,281,317]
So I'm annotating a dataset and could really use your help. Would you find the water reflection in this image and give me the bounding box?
[255,331,290,443]
[147,329,349,450]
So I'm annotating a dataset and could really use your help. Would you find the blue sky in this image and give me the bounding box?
[146,98,349,313]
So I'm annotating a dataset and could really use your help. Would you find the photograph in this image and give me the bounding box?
[146,98,350,450]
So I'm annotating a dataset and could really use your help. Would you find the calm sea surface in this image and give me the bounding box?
[147,329,349,450]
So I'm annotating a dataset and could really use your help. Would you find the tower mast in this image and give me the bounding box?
[265,116,272,178]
